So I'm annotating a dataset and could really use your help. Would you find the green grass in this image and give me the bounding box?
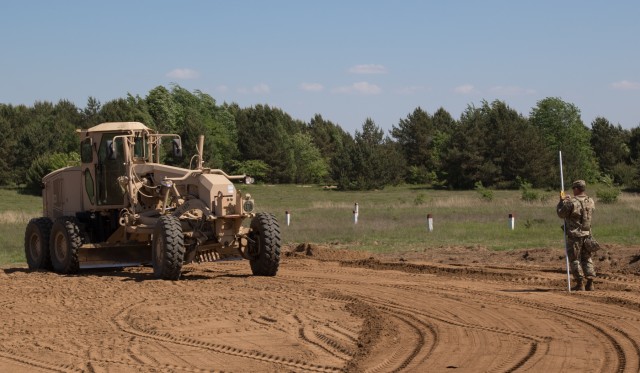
[0,188,42,265]
[2,184,639,266]
[241,184,640,253]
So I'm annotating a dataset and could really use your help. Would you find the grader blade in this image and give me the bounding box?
[78,244,151,269]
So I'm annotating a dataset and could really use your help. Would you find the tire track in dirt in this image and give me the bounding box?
[401,281,639,372]
[282,260,639,372]
[359,293,545,373]
[112,300,345,372]
[10,341,220,373]
[126,337,152,367]
[293,314,353,362]
[358,311,428,373]
[472,289,639,372]
[341,258,640,292]
[0,348,83,373]
[591,293,640,312]
[234,282,373,370]
[278,277,440,372]
[247,285,361,366]
[304,313,360,346]
[280,267,552,369]
[600,273,640,285]
[534,299,640,372]
[379,272,640,372]
[282,286,434,372]
[382,312,428,372]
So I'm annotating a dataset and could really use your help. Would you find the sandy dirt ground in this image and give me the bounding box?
[2,243,640,373]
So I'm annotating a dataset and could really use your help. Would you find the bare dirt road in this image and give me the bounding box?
[2,244,640,373]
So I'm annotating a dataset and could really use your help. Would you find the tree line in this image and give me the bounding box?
[1,84,639,193]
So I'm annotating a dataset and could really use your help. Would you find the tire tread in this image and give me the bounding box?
[153,215,185,280]
[249,213,281,276]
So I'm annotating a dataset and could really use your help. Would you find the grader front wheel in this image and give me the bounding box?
[152,215,185,280]
[248,213,281,276]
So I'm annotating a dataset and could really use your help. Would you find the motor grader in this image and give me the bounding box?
[24,121,280,280]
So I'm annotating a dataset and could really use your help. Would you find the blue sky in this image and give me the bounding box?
[1,1,639,134]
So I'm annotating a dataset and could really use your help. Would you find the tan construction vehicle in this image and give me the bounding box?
[24,121,280,280]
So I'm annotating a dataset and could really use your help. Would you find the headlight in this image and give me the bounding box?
[243,199,255,213]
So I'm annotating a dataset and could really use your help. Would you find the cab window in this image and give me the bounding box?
[84,169,95,205]
[133,135,147,159]
[81,138,93,163]
[96,133,126,206]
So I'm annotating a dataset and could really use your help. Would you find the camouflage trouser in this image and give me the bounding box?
[567,236,596,280]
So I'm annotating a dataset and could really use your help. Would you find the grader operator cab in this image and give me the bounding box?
[24,122,281,280]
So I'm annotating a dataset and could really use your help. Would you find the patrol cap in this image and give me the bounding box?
[572,180,586,190]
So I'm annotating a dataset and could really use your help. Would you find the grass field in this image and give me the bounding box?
[244,184,640,253]
[2,184,639,266]
[0,188,42,265]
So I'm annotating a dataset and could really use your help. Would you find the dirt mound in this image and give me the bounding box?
[376,244,640,275]
[284,242,374,261]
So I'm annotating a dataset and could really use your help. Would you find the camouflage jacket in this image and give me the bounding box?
[557,195,595,238]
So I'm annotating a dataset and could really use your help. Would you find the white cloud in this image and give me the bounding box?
[300,82,324,92]
[394,85,427,95]
[166,68,200,80]
[348,64,387,74]
[611,80,640,90]
[252,83,270,94]
[454,84,475,94]
[333,81,382,95]
[216,85,229,93]
[488,86,536,95]
[238,83,271,94]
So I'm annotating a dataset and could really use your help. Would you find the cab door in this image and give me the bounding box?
[95,133,126,206]
[80,137,97,208]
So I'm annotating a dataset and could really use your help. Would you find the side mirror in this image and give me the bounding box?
[106,140,117,160]
[172,138,183,158]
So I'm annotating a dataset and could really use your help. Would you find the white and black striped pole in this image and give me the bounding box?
[508,213,515,230]
[427,214,433,232]
[285,210,291,226]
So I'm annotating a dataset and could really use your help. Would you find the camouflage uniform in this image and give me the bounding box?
[556,181,596,286]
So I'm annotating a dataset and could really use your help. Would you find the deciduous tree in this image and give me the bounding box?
[529,97,598,184]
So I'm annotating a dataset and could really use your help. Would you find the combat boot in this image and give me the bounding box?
[585,278,594,291]
[572,278,585,291]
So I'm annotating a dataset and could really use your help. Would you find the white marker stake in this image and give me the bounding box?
[509,213,515,230]
[285,211,291,226]
[427,214,433,232]
[354,203,359,224]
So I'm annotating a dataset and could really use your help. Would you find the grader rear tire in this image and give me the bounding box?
[152,215,185,280]
[24,217,53,270]
[49,217,83,274]
[248,213,281,276]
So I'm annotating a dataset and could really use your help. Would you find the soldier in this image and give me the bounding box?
[557,180,596,291]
